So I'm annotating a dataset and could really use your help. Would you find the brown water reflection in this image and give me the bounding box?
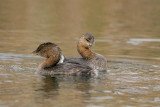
[0,0,160,107]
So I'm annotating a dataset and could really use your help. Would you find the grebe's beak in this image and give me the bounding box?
[91,39,95,47]
[89,40,94,47]
[32,50,38,55]
[89,43,93,47]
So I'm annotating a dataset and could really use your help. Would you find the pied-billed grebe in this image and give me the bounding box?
[33,42,93,76]
[65,33,107,71]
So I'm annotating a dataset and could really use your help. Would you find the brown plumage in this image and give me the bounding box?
[65,33,107,71]
[33,42,93,76]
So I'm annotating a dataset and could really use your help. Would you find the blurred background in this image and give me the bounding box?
[0,0,160,61]
[0,0,160,107]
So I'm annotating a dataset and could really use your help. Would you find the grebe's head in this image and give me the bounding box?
[79,33,94,48]
[32,42,61,58]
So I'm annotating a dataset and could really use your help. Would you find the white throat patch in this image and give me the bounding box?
[58,55,64,63]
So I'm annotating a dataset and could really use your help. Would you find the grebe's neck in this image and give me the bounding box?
[77,42,95,59]
[38,55,60,70]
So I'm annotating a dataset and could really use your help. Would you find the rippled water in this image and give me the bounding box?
[0,0,160,107]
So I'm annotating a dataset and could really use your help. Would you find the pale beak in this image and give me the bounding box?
[89,43,93,47]
[32,51,38,55]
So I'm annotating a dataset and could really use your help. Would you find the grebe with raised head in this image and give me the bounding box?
[65,33,107,71]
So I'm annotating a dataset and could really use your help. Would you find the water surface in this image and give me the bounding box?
[0,0,160,107]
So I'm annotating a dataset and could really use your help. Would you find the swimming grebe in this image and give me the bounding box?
[65,33,107,71]
[33,42,93,76]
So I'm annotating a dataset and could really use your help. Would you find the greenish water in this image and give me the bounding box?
[0,0,160,107]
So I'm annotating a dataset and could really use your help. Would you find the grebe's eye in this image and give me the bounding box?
[86,39,90,42]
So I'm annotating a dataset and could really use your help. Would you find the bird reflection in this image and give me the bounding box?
[42,76,59,93]
[35,75,93,102]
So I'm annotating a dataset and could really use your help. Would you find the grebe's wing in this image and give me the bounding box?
[64,57,88,65]
[36,61,93,76]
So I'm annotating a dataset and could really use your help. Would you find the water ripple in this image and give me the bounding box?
[127,38,160,45]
